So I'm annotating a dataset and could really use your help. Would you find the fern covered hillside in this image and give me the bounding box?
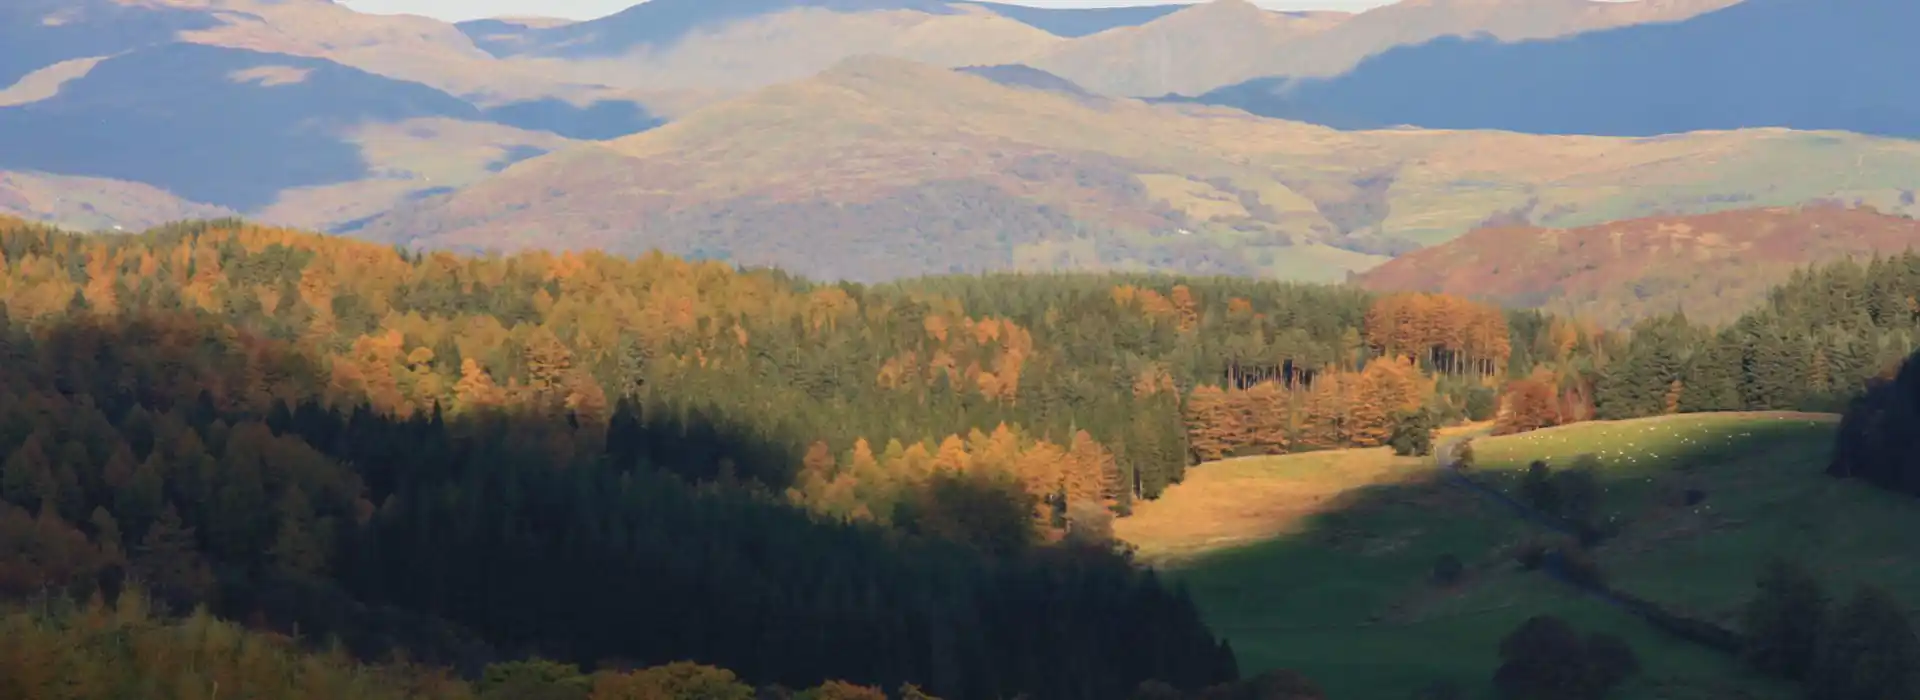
[349,55,1920,284]
[1356,204,1920,328]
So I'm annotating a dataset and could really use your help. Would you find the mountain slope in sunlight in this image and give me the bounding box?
[348,56,1920,284]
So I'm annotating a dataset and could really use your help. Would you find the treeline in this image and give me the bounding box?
[0,589,908,700]
[0,219,1565,529]
[0,306,1236,696]
[1830,340,1920,496]
[1495,253,1920,434]
[0,589,1327,700]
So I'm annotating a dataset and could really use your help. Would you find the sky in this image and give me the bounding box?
[340,0,1400,23]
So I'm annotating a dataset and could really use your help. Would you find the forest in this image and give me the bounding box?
[5,215,1920,697]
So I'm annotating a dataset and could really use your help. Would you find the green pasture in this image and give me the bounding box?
[1157,412,1878,699]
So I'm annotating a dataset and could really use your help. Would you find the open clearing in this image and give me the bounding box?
[1122,411,1872,700]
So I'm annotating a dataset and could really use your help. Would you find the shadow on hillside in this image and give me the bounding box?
[1191,0,1920,139]
[0,310,810,672]
[4,310,1242,699]
[1160,419,1835,692]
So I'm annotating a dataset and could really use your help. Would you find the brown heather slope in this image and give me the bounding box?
[349,56,1920,284]
[0,171,237,230]
[1027,0,1351,98]
[1355,204,1920,328]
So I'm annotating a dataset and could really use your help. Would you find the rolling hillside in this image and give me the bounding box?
[347,55,1920,284]
[0,171,236,230]
[1026,0,1351,98]
[1129,413,1850,698]
[1192,0,1919,138]
[0,44,584,223]
[1239,0,1744,79]
[1031,0,1738,98]
[5,0,658,109]
[0,0,650,228]
[458,0,1745,99]
[464,0,1185,60]
[1355,205,1920,328]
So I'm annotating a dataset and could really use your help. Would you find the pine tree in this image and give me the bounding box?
[132,504,213,609]
[1742,559,1828,681]
[1808,586,1920,700]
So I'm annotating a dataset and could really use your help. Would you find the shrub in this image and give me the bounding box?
[1551,459,1602,528]
[1513,538,1548,571]
[1554,545,1606,588]
[1493,616,1640,700]
[1390,409,1436,457]
[1432,554,1465,587]
[1454,440,1477,470]
[1412,680,1463,700]
[1465,387,1498,422]
[1520,461,1560,514]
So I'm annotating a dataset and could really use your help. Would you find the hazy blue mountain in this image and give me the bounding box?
[0,0,219,87]
[455,18,543,58]
[497,0,959,58]
[1188,0,1920,138]
[0,43,481,210]
[956,2,1185,37]
[956,64,1094,97]
[481,98,664,141]
[461,0,1184,58]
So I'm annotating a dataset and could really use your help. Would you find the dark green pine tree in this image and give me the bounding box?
[1807,586,1920,700]
[1737,320,1803,410]
[1741,559,1828,681]
[1678,333,1743,413]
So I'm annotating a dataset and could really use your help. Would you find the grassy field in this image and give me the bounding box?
[1119,411,1882,700]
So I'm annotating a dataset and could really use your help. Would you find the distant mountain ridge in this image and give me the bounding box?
[0,169,237,231]
[1192,0,1919,138]
[344,55,1920,284]
[453,0,1741,100]
[458,0,1189,59]
[4,0,1911,260]
[0,43,480,210]
[955,64,1095,97]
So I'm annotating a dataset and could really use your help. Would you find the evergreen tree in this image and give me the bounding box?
[1808,586,1920,700]
[1387,409,1434,457]
[1742,559,1828,681]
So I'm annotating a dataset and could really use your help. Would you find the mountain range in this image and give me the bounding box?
[1190,0,1920,139]
[348,55,1920,283]
[3,0,1918,313]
